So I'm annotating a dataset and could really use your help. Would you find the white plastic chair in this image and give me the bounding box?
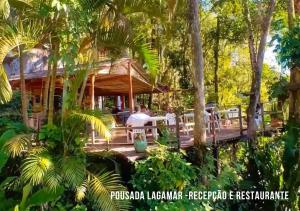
[166,113,176,125]
[166,113,190,134]
[126,123,146,143]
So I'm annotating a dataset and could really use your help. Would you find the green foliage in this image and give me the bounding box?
[156,127,177,148]
[282,124,300,210]
[26,186,64,208]
[255,137,284,191]
[0,91,22,120]
[131,146,196,209]
[38,124,62,148]
[0,129,16,173]
[274,20,300,68]
[131,146,196,192]
[269,76,289,101]
[155,200,212,211]
[88,171,130,210]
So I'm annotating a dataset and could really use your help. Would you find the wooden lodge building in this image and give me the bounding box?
[4,49,163,115]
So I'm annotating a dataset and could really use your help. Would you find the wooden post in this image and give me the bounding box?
[175,112,180,150]
[128,62,134,112]
[238,105,243,136]
[121,96,125,111]
[90,74,95,144]
[211,109,219,176]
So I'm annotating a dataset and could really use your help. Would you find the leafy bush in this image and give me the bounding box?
[131,146,197,209]
[131,146,196,192]
[0,91,22,121]
[273,21,300,68]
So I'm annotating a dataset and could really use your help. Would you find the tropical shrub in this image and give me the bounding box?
[0,112,130,210]
[131,146,196,192]
[131,146,197,209]
[0,91,22,121]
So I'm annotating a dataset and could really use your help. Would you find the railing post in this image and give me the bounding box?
[175,112,180,151]
[238,105,243,136]
[106,139,110,151]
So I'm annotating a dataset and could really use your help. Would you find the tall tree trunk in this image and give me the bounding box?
[243,0,276,142]
[189,0,206,162]
[19,47,29,126]
[61,67,69,122]
[213,16,220,104]
[48,40,59,125]
[288,0,295,28]
[288,0,300,123]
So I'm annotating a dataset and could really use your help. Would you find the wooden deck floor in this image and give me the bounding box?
[85,125,245,161]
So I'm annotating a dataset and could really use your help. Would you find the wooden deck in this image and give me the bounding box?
[85,124,245,161]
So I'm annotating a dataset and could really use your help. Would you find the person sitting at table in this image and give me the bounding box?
[126,105,150,142]
[255,103,262,129]
[165,107,177,132]
[126,105,150,127]
[165,107,176,125]
[141,104,153,116]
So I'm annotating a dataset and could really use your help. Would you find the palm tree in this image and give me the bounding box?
[0,71,129,210]
[0,21,43,126]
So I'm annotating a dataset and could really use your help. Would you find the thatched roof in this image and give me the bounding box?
[4,49,164,95]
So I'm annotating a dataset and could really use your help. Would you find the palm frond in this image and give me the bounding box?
[88,171,130,211]
[70,110,115,141]
[115,0,164,17]
[0,21,43,104]
[0,21,40,62]
[21,153,53,186]
[78,0,108,11]
[75,179,88,202]
[8,0,33,10]
[95,26,160,83]
[0,0,10,19]
[0,22,43,95]
[133,40,159,83]
[60,156,86,188]
[0,129,16,173]
[3,134,31,158]
[43,167,62,190]
[0,66,12,104]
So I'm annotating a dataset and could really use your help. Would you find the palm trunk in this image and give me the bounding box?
[19,47,29,127]
[43,59,51,116]
[61,68,69,122]
[288,0,300,123]
[78,71,88,106]
[48,40,59,125]
[189,0,206,162]
[243,0,276,142]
